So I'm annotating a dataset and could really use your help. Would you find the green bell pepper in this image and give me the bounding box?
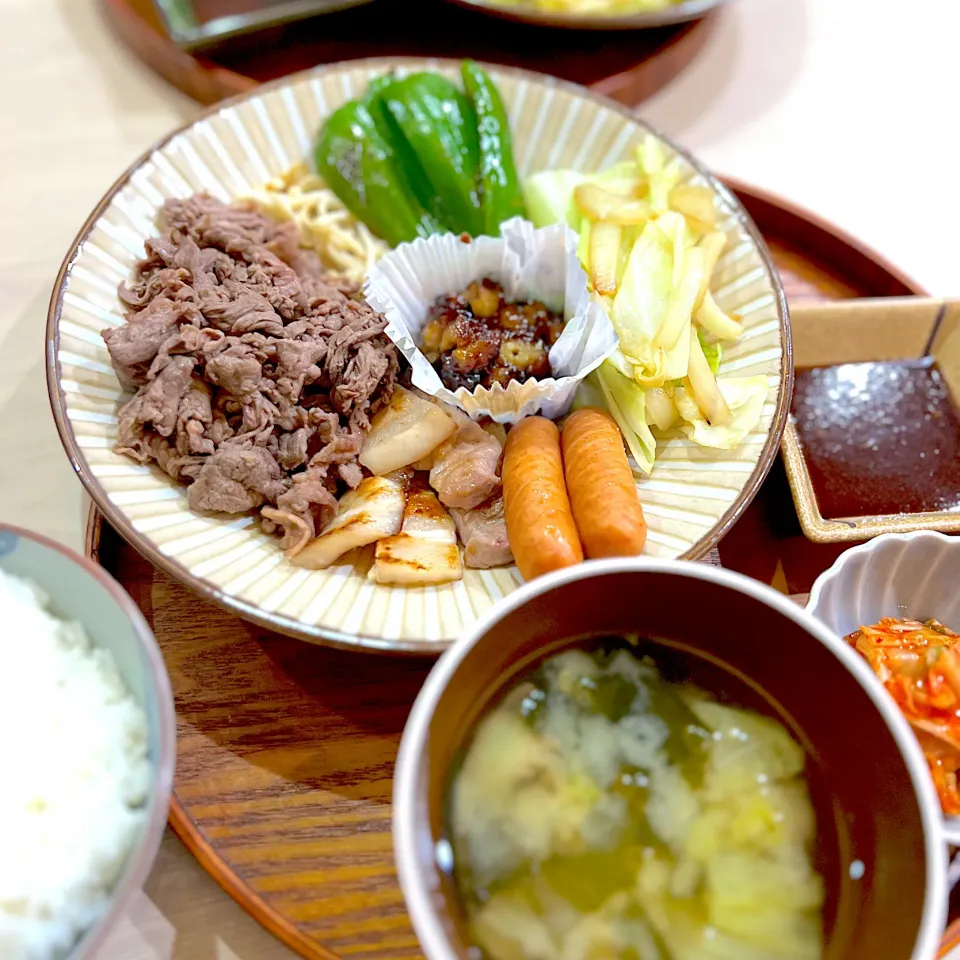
[461,60,526,236]
[364,76,453,230]
[313,95,441,247]
[380,73,483,236]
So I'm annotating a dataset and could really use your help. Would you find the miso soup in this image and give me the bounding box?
[447,640,825,960]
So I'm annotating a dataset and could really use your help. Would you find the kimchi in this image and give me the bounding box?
[846,617,960,813]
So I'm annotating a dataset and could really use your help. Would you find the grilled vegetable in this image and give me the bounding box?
[587,221,621,296]
[593,360,657,473]
[697,291,743,341]
[574,183,652,224]
[461,60,526,235]
[380,73,483,236]
[374,488,463,586]
[524,138,771,468]
[314,99,441,247]
[366,75,458,230]
[673,374,770,450]
[684,325,732,427]
[358,386,457,476]
[668,184,718,231]
[292,476,405,570]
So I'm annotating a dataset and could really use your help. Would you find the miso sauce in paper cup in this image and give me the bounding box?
[364,218,618,423]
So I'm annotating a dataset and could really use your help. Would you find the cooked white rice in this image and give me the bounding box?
[0,570,150,960]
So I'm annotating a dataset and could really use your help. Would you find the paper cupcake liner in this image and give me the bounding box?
[363,218,618,423]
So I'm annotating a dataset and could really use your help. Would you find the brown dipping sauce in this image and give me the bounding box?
[420,279,565,392]
[791,358,960,519]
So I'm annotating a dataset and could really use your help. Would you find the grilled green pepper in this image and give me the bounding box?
[380,73,483,236]
[461,60,526,236]
[313,97,440,247]
[365,76,452,230]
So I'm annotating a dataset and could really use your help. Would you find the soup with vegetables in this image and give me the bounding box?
[447,642,825,960]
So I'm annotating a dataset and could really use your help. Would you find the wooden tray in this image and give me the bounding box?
[102,0,716,106]
[86,181,958,958]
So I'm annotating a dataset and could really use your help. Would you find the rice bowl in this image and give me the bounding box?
[0,526,175,960]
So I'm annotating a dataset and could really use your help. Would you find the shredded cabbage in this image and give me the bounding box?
[612,221,672,369]
[525,162,642,232]
[524,169,588,231]
[595,361,656,474]
[700,331,723,375]
[524,136,767,470]
[674,376,770,450]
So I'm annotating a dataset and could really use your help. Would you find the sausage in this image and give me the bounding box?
[502,417,583,581]
[561,408,647,558]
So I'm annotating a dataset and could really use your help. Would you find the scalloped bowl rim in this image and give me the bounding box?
[807,531,960,612]
[807,531,960,846]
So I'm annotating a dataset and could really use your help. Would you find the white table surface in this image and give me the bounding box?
[2,0,959,956]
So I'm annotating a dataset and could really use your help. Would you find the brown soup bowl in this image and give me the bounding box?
[393,559,949,960]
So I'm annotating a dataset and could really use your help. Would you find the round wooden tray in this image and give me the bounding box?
[86,182,959,958]
[102,0,716,106]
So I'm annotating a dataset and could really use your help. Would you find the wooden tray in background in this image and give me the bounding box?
[87,182,958,958]
[102,0,716,106]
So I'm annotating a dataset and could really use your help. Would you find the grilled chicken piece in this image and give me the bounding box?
[450,495,513,569]
[374,488,463,586]
[358,386,457,476]
[292,475,405,569]
[429,410,503,511]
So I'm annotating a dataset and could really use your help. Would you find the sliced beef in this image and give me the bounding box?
[274,339,325,402]
[103,296,191,391]
[275,468,338,534]
[201,288,284,336]
[260,506,313,557]
[154,446,207,483]
[451,495,513,569]
[338,461,364,489]
[332,338,396,430]
[277,427,309,472]
[115,356,196,460]
[135,356,196,437]
[187,446,286,515]
[205,353,262,396]
[176,380,214,457]
[104,195,397,548]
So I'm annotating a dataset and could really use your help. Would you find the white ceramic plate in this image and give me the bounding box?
[47,58,789,652]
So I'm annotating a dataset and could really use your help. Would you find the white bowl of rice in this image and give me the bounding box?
[0,523,175,960]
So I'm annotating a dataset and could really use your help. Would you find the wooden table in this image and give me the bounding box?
[5,0,960,957]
